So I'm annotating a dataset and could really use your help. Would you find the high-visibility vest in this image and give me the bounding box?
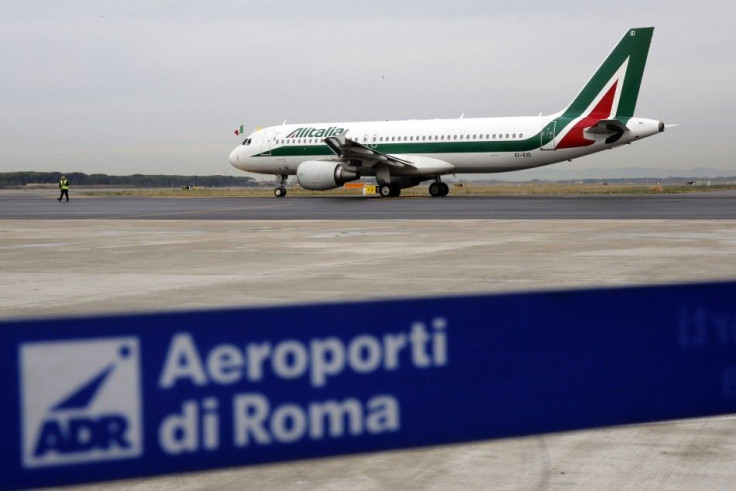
[60,179,69,190]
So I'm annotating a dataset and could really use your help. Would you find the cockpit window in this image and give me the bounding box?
[242,138,252,146]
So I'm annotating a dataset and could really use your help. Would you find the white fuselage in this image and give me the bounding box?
[229,115,662,178]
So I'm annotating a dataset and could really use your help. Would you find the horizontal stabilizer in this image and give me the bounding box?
[586,119,629,134]
[585,119,629,144]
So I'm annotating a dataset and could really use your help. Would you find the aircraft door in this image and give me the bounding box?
[540,121,557,151]
[261,131,274,155]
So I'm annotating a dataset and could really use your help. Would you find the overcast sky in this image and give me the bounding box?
[1,0,734,177]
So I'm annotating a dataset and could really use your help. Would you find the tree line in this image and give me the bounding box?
[0,172,257,188]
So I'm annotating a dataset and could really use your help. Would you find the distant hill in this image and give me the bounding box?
[0,172,257,188]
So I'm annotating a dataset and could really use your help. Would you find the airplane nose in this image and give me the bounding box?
[229,148,239,167]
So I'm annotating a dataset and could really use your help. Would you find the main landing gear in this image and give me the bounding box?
[274,175,288,198]
[378,184,401,197]
[428,179,449,197]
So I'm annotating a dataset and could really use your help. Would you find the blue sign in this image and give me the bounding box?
[3,281,736,488]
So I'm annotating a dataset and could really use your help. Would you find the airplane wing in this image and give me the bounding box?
[323,130,456,175]
[323,131,415,168]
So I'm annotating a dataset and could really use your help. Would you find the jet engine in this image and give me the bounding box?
[296,161,360,190]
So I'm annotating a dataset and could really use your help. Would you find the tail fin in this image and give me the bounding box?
[560,27,654,122]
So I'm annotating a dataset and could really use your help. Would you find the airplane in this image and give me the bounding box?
[229,27,664,198]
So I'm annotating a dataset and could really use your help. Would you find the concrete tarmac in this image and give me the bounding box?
[3,216,736,489]
[3,189,736,219]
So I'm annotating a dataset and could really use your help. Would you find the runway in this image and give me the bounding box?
[3,190,736,219]
[4,190,736,489]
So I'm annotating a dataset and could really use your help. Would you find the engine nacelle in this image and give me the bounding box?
[296,161,360,190]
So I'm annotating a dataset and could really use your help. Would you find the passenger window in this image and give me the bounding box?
[512,133,516,138]
[460,135,464,140]
[519,133,523,138]
[506,133,510,138]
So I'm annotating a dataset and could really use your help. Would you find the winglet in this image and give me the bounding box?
[332,128,349,145]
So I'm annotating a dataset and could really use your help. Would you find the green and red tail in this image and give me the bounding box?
[543,27,654,149]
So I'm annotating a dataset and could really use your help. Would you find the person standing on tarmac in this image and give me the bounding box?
[58,175,69,202]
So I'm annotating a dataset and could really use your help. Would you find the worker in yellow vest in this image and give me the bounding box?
[58,176,69,202]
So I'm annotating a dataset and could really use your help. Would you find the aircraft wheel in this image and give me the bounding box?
[440,182,449,196]
[389,185,401,197]
[274,187,287,197]
[379,184,392,197]
[429,182,442,197]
